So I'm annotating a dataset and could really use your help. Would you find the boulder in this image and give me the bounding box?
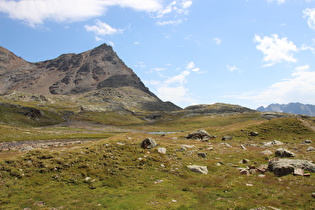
[261,150,273,156]
[198,152,207,158]
[268,159,315,176]
[140,138,157,149]
[186,129,214,141]
[275,148,295,157]
[222,136,232,141]
[249,131,259,136]
[187,165,208,174]
[263,140,284,147]
[157,147,167,154]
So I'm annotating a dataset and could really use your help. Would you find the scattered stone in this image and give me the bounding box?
[307,146,314,151]
[205,146,214,151]
[160,164,165,168]
[116,142,125,146]
[140,138,157,149]
[222,136,232,141]
[157,147,167,154]
[275,148,295,157]
[261,150,273,156]
[179,147,186,152]
[268,159,315,176]
[198,152,207,158]
[241,159,250,164]
[246,183,253,187]
[185,129,215,141]
[187,165,208,174]
[304,139,312,144]
[263,140,284,147]
[171,199,177,203]
[257,164,268,173]
[257,174,266,178]
[249,131,259,136]
[240,145,247,150]
[154,180,164,184]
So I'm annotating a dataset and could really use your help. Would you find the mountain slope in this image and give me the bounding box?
[0,44,180,111]
[257,102,315,116]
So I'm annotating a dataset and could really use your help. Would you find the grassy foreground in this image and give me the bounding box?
[0,110,315,209]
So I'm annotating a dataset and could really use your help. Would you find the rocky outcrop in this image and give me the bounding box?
[187,165,208,174]
[268,159,315,176]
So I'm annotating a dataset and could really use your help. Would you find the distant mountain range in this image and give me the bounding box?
[257,103,315,116]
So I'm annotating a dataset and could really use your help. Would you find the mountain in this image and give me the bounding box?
[0,44,181,111]
[257,102,315,116]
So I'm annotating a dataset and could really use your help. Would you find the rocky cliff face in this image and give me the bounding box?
[257,102,315,116]
[0,44,181,112]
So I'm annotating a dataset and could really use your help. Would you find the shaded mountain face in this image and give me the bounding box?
[0,44,181,111]
[257,102,315,116]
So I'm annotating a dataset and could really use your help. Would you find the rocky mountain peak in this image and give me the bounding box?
[0,44,181,111]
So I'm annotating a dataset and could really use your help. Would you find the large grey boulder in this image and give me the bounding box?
[186,129,215,141]
[268,159,315,176]
[140,138,157,149]
[187,165,208,174]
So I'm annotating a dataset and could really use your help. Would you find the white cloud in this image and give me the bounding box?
[0,0,163,27]
[301,44,315,53]
[213,38,222,45]
[157,85,196,105]
[146,61,201,106]
[85,20,123,35]
[226,68,315,107]
[295,65,310,71]
[155,0,192,26]
[156,19,183,26]
[165,70,190,85]
[254,34,298,66]
[267,0,286,4]
[303,8,315,30]
[227,65,238,72]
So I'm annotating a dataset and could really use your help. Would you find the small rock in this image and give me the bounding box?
[307,146,314,151]
[157,147,167,154]
[312,193,315,198]
[154,180,164,184]
[275,148,295,157]
[263,140,284,147]
[198,152,207,158]
[222,136,232,141]
[249,131,259,136]
[242,159,250,164]
[186,129,215,141]
[304,139,312,144]
[187,165,208,174]
[261,150,273,156]
[240,145,247,150]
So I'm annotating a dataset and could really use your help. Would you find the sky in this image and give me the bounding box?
[1,0,315,109]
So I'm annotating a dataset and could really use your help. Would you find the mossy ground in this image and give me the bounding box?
[0,101,315,209]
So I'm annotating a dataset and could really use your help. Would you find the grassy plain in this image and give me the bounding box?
[0,101,315,209]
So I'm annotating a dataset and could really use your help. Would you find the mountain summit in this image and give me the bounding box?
[0,44,180,111]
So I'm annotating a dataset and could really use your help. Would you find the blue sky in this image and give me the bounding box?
[1,0,315,109]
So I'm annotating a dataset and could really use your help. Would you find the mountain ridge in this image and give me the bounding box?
[257,102,315,116]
